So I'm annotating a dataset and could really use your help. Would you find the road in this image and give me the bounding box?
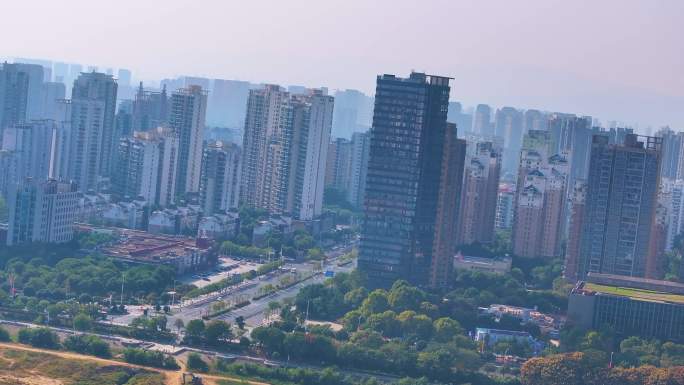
[171,243,356,327]
[108,242,356,328]
[215,257,355,326]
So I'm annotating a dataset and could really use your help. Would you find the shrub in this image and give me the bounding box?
[0,326,10,342]
[17,327,60,349]
[123,348,179,369]
[63,334,111,358]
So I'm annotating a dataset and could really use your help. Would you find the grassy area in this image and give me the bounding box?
[585,283,684,304]
[0,348,165,385]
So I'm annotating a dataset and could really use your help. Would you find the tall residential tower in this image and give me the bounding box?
[358,72,466,288]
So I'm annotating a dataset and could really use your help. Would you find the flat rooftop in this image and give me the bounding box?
[584,282,684,305]
[99,228,204,263]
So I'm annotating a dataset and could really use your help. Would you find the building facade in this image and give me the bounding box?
[457,141,501,245]
[347,131,371,208]
[170,85,207,196]
[358,72,465,288]
[113,127,180,206]
[0,62,30,138]
[472,104,492,136]
[656,126,684,180]
[240,85,291,214]
[7,178,79,245]
[512,130,569,258]
[495,183,515,230]
[240,86,333,220]
[494,107,523,176]
[574,134,662,280]
[199,141,241,215]
[1,120,55,184]
[547,113,593,194]
[70,72,118,178]
[569,275,684,342]
[325,137,352,190]
[132,82,169,132]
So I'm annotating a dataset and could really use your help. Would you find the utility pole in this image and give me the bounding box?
[120,272,125,306]
[304,299,310,332]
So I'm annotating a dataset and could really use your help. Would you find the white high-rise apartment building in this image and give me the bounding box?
[170,85,207,196]
[241,85,294,215]
[297,90,333,220]
[68,98,104,191]
[241,86,333,220]
[71,72,118,177]
[113,127,179,207]
[68,72,118,190]
[200,141,241,215]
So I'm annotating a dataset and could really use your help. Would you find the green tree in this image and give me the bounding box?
[417,349,454,380]
[396,311,433,340]
[661,342,684,367]
[73,313,93,331]
[343,287,368,309]
[174,318,184,333]
[433,317,463,342]
[186,353,209,372]
[251,326,285,354]
[388,283,425,312]
[307,248,325,260]
[366,310,401,337]
[205,320,232,346]
[618,337,660,367]
[360,289,389,315]
[185,319,206,342]
[235,316,246,330]
[294,232,315,251]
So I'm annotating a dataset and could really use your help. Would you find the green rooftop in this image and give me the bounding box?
[585,283,684,305]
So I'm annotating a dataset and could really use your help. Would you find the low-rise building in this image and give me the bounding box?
[475,328,544,354]
[453,253,512,275]
[480,304,560,331]
[148,205,200,235]
[101,200,147,230]
[253,216,294,247]
[93,226,210,274]
[76,192,111,223]
[568,273,684,342]
[197,211,239,240]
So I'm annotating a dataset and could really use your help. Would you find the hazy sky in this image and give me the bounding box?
[2,0,683,129]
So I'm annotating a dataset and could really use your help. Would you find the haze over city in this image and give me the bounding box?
[2,0,683,129]
[2,2,684,385]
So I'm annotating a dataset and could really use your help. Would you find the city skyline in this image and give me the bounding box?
[1,0,682,131]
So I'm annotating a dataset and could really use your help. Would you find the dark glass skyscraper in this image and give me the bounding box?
[575,134,663,280]
[358,72,465,288]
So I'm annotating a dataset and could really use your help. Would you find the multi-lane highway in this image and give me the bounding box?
[108,243,356,328]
